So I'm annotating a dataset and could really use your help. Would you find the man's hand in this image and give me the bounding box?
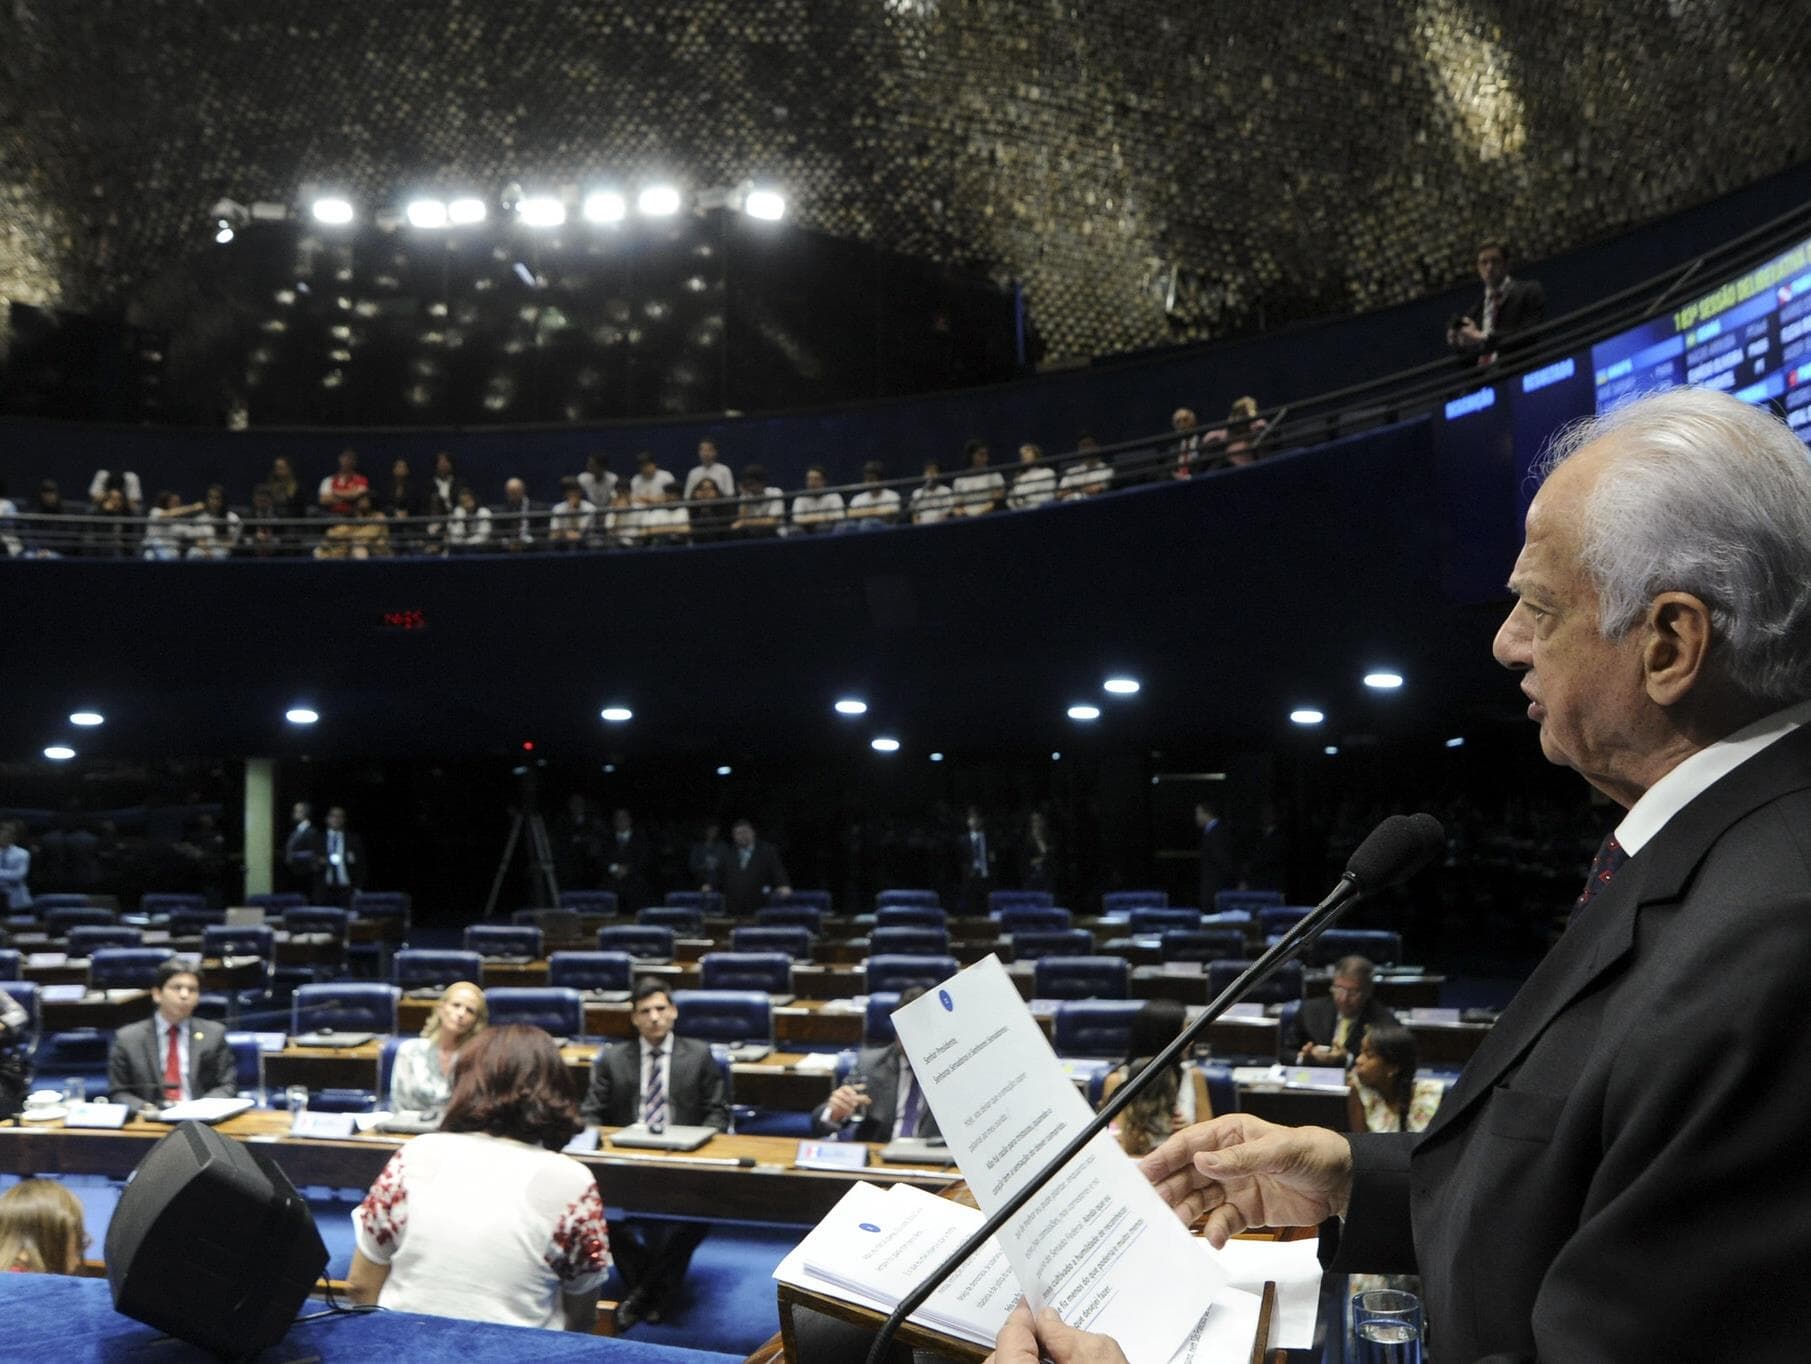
[1138,1114,1352,1247]
[984,1303,1130,1364]
[823,1083,871,1124]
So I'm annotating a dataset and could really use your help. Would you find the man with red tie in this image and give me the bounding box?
[106,959,236,1113]
[991,387,1811,1363]
[1446,238,1546,364]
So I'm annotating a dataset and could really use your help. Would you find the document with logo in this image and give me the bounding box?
[892,955,1231,1362]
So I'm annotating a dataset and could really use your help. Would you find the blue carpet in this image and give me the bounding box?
[608,1220,804,1355]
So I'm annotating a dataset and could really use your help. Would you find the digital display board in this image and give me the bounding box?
[1591,234,1811,440]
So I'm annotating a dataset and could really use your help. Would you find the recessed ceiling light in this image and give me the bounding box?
[1050,751,1062,761]
[406,199,448,229]
[447,197,487,225]
[1323,745,1340,756]
[285,707,319,725]
[600,706,633,723]
[1445,736,1466,749]
[1102,676,1141,695]
[1067,704,1101,721]
[834,698,868,716]
[44,746,75,761]
[638,185,682,217]
[870,737,901,753]
[69,711,104,727]
[583,191,627,224]
[1289,708,1325,726]
[1363,671,1405,690]
[517,196,566,227]
[716,765,732,776]
[311,197,354,225]
[929,752,944,763]
[743,189,786,221]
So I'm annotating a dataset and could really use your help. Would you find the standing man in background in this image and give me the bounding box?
[720,819,790,916]
[1196,801,1234,912]
[282,801,315,895]
[309,806,367,907]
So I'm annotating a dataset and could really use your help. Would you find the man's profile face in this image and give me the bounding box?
[1493,438,1653,805]
[1330,975,1366,1020]
[154,971,200,1025]
[631,991,675,1045]
[1477,248,1508,289]
[732,823,754,849]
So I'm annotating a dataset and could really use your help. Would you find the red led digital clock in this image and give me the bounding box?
[379,608,429,632]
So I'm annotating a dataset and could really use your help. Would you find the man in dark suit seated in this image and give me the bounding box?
[106,958,236,1113]
[579,979,728,1329]
[811,987,941,1144]
[1277,955,1397,1068]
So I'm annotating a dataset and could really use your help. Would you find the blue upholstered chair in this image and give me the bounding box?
[560,889,620,916]
[140,893,207,916]
[88,947,174,991]
[1216,889,1285,914]
[1033,955,1131,1001]
[874,889,941,909]
[870,925,950,956]
[547,951,635,993]
[463,924,543,959]
[1009,928,1094,962]
[245,891,306,913]
[1309,928,1404,967]
[291,983,401,1035]
[998,906,1072,933]
[1101,890,1168,915]
[45,906,118,935]
[673,989,774,1046]
[865,954,958,996]
[351,890,411,925]
[1052,999,1148,1058]
[1129,907,1201,936]
[27,894,92,910]
[1258,906,1315,938]
[773,890,832,915]
[874,906,947,930]
[989,890,1055,912]
[393,949,484,993]
[698,952,792,995]
[169,907,226,937]
[281,906,351,978]
[1159,929,1247,964]
[0,950,20,981]
[597,925,675,962]
[1205,959,1304,1005]
[864,991,904,1045]
[202,923,276,963]
[485,987,584,1037]
[756,905,824,935]
[66,925,144,955]
[639,905,705,936]
[730,926,813,960]
[664,890,724,916]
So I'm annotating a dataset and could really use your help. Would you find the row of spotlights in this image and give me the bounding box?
[1292,668,1407,726]
[305,185,784,231]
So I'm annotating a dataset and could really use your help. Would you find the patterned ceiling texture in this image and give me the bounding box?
[3,0,1810,368]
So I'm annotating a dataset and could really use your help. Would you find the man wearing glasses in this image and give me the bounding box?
[1280,955,1397,1068]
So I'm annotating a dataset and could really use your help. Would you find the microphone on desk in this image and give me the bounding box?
[863,811,1446,1364]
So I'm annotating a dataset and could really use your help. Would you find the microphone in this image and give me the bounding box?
[863,811,1445,1364]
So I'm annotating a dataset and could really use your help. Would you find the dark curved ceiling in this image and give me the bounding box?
[4,0,1811,366]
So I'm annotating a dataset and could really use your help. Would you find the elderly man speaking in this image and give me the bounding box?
[989,386,1811,1363]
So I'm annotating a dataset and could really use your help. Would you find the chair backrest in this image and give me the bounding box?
[1009,929,1094,962]
[865,954,958,996]
[140,892,207,915]
[1206,959,1304,1005]
[864,991,904,1045]
[870,925,950,956]
[0,951,19,981]
[698,952,792,995]
[169,907,226,937]
[89,947,176,991]
[730,925,813,960]
[1101,890,1168,914]
[511,908,585,942]
[45,906,118,935]
[1310,929,1404,967]
[1258,905,1315,936]
[202,923,276,960]
[1033,955,1132,1001]
[484,986,584,1037]
[1159,929,1247,964]
[672,989,773,1045]
[223,1032,266,1095]
[245,891,306,912]
[597,925,675,962]
[377,1034,406,1101]
[560,889,620,916]
[292,983,401,1035]
[639,906,705,936]
[351,891,411,929]
[283,906,351,938]
[546,951,635,992]
[1052,999,1148,1058]
[664,890,725,916]
[774,890,832,915]
[67,925,145,955]
[393,949,485,993]
[874,905,947,929]
[755,905,824,935]
[1129,907,1201,935]
[998,906,1072,933]
[989,890,1055,912]
[464,924,543,958]
[30,894,96,910]
[1197,909,1254,930]
[1217,889,1286,914]
[874,889,941,909]
[0,980,38,1054]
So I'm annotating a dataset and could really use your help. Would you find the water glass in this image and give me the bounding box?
[62,1076,86,1105]
[285,1084,309,1115]
[1352,1288,1423,1364]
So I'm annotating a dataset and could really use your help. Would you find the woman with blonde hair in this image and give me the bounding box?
[389,981,487,1119]
[0,1179,87,1274]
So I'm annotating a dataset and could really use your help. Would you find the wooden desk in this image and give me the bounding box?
[38,990,152,1032]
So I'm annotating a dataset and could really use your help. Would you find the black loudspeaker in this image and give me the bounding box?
[105,1121,328,1359]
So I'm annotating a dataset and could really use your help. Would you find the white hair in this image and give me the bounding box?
[1536,386,1811,704]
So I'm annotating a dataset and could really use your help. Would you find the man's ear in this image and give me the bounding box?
[1641,591,1713,706]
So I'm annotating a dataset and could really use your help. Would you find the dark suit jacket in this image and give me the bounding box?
[305,827,368,897]
[1329,722,1811,1361]
[1453,277,1547,356]
[579,1034,729,1130]
[107,1015,237,1112]
[604,830,653,910]
[1198,819,1235,909]
[721,842,789,916]
[1280,994,1397,1063]
[810,1044,942,1144]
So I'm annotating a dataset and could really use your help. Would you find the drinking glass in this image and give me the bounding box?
[1352,1287,1423,1364]
[285,1084,309,1115]
[62,1076,86,1105]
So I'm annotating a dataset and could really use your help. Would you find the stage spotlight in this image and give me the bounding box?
[834,698,868,716]
[406,199,449,229]
[1363,671,1405,690]
[70,711,105,726]
[584,191,627,223]
[214,222,235,244]
[638,185,681,217]
[44,745,76,761]
[743,189,786,221]
[600,706,633,723]
[517,196,566,227]
[1066,704,1101,721]
[285,707,319,725]
[871,737,901,753]
[1289,708,1325,726]
[311,198,354,225]
[448,197,487,225]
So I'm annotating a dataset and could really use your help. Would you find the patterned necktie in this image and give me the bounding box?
[643,1045,667,1133]
[896,1071,924,1139]
[1572,834,1629,919]
[162,1021,183,1103]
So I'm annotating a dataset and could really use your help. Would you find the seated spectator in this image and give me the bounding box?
[686,477,734,543]
[187,484,242,559]
[315,492,392,559]
[1202,396,1268,467]
[429,451,459,509]
[420,492,452,557]
[604,485,643,548]
[390,981,488,1120]
[264,456,307,520]
[730,465,785,539]
[1447,237,1546,364]
[0,821,29,912]
[381,457,422,519]
[88,467,143,512]
[577,452,616,509]
[1008,443,1058,508]
[496,478,537,551]
[0,1179,88,1274]
[84,486,136,558]
[142,489,204,560]
[242,484,291,558]
[1280,954,1396,1067]
[1100,998,1208,1156]
[1,982,29,1117]
[547,477,597,549]
[951,440,1005,517]
[1168,407,1202,480]
[319,447,369,516]
[1057,435,1113,500]
[447,486,492,552]
[629,451,675,507]
[1346,1021,1444,1134]
[640,485,692,544]
[349,1025,609,1330]
[846,461,901,526]
[0,478,20,557]
[25,479,67,555]
[106,958,236,1112]
[909,460,954,525]
[790,465,846,533]
[682,439,735,500]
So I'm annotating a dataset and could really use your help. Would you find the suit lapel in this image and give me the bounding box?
[142,1019,163,1097]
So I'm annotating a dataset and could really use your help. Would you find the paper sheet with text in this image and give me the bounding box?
[892,954,1229,1362]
